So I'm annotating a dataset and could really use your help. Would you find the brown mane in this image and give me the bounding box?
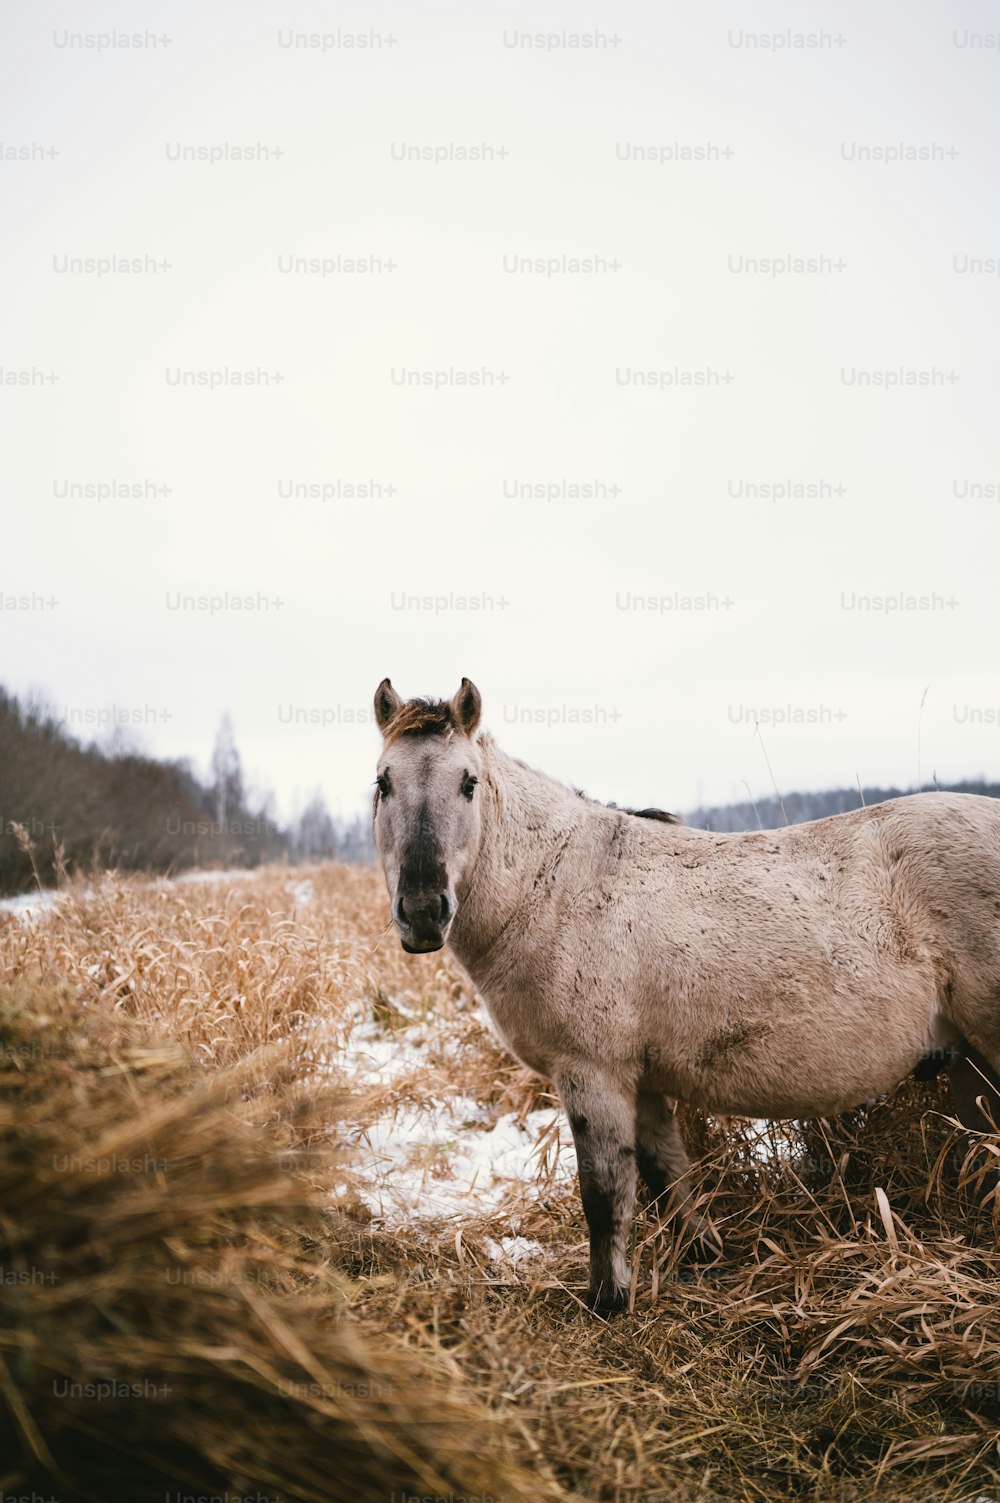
[578,791,683,826]
[382,698,457,748]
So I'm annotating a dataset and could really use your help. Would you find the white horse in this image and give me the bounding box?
[373,678,1000,1312]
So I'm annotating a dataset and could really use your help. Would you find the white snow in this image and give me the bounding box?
[171,867,265,887]
[284,877,314,910]
[351,1100,575,1223]
[485,1235,544,1266]
[314,1004,576,1226]
[0,889,62,920]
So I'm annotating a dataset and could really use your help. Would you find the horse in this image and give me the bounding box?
[371,677,1000,1313]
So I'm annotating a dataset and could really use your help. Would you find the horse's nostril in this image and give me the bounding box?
[396,891,451,933]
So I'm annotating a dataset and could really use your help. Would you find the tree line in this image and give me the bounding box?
[0,689,373,895]
[685,780,1000,833]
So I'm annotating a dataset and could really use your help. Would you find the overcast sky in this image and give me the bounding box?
[3,1,999,822]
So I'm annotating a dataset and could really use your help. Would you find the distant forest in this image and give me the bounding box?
[3,683,998,896]
[0,689,372,895]
[684,781,1000,832]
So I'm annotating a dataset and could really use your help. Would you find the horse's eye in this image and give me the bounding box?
[461,772,478,801]
[376,773,391,798]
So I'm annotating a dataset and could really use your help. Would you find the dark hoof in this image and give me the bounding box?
[585,1282,630,1315]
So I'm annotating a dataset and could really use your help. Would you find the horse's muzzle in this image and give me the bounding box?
[401,934,445,954]
[394,891,453,953]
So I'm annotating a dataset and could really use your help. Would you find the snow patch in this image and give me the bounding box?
[172,868,265,887]
[485,1236,544,1266]
[0,889,62,921]
[284,877,314,910]
[350,1101,575,1223]
[317,999,575,1226]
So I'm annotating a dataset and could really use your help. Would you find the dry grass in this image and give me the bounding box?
[3,863,1000,1502]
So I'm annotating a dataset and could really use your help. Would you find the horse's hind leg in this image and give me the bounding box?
[635,1092,720,1259]
[951,1045,1000,1132]
[557,1066,637,1314]
[950,1044,1000,1193]
[635,1091,693,1213]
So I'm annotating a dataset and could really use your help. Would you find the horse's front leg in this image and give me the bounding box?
[556,1065,637,1314]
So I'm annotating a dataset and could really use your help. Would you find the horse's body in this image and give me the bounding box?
[373,680,1000,1311]
[450,753,985,1119]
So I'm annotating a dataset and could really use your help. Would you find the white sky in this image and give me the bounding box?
[2,0,999,821]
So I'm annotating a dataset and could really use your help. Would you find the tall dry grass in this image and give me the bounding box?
[2,864,1000,1502]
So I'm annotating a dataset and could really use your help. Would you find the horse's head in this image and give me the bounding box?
[372,677,485,953]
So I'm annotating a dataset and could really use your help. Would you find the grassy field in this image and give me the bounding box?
[2,862,999,1502]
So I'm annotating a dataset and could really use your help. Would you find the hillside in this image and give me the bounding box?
[0,689,369,894]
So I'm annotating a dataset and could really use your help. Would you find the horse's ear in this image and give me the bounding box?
[450,677,482,736]
[374,678,403,733]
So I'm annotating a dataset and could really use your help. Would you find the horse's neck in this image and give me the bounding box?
[450,738,582,973]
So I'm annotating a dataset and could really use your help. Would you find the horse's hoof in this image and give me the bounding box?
[585,1283,630,1315]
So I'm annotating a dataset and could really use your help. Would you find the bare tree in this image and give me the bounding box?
[210,714,244,829]
[294,792,337,859]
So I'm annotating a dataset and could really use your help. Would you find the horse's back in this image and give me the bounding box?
[611,791,1000,1113]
